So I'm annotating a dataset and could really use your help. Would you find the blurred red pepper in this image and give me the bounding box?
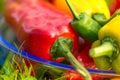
[76,42,95,68]
[64,70,103,80]
[106,0,120,15]
[4,0,80,62]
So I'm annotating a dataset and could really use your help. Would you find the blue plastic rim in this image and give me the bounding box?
[0,35,116,74]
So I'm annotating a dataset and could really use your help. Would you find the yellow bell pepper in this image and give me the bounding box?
[89,15,120,73]
[51,0,110,19]
[98,16,120,42]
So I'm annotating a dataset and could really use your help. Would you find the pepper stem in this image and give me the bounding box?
[107,9,120,23]
[58,39,92,80]
[89,41,115,58]
[65,0,79,19]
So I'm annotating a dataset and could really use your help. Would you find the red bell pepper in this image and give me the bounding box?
[4,0,80,62]
[76,42,95,68]
[106,0,120,15]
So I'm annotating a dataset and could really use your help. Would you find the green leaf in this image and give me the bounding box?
[0,75,9,80]
[0,51,37,80]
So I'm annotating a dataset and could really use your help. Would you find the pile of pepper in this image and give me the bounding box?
[89,10,120,74]
[64,0,120,75]
[2,0,120,80]
[3,0,91,80]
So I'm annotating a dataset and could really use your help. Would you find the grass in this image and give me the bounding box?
[0,52,37,80]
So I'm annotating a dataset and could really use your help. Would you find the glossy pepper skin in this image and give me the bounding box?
[4,0,92,79]
[89,15,120,73]
[4,0,79,62]
[65,0,101,42]
[106,0,120,15]
[76,43,95,69]
[50,0,110,19]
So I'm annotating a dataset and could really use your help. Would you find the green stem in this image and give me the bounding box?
[92,9,120,26]
[89,41,115,58]
[66,52,91,80]
[58,40,92,80]
[65,0,79,19]
[107,9,120,23]
[92,13,107,26]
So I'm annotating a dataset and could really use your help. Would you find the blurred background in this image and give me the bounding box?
[0,14,17,68]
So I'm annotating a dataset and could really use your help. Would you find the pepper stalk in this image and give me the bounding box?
[92,9,120,26]
[65,0,101,42]
[51,37,92,80]
[89,40,116,58]
[89,15,120,73]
